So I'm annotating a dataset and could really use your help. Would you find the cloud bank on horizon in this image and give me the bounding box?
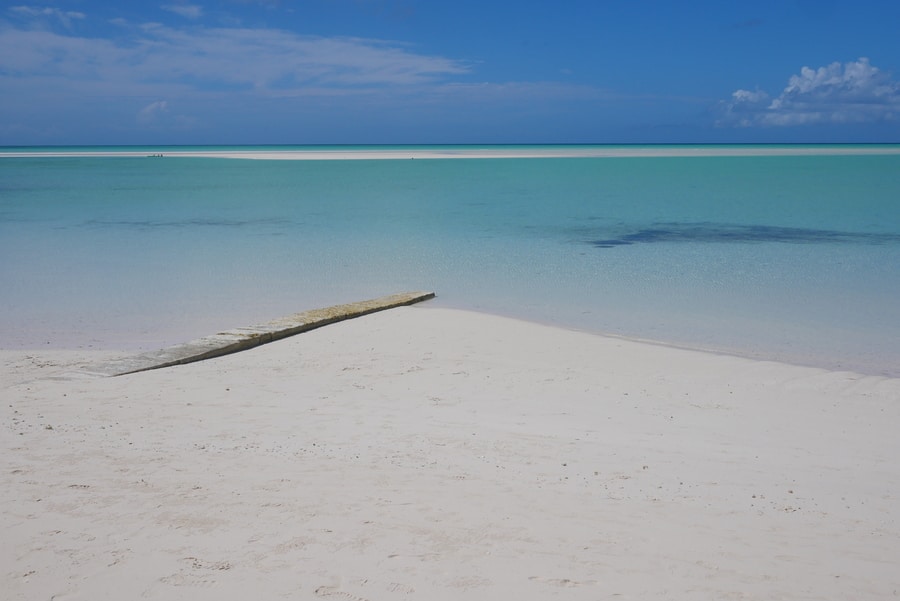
[721,58,900,127]
[1,1,899,144]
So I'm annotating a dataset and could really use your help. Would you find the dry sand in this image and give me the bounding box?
[3,146,900,160]
[3,306,899,599]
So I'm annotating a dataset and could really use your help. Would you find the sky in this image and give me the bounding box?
[2,0,900,145]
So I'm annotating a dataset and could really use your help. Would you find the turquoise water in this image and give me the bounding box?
[2,147,899,375]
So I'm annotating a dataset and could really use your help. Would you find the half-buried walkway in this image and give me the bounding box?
[87,291,435,377]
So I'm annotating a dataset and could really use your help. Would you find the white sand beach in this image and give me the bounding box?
[3,146,900,160]
[3,306,900,599]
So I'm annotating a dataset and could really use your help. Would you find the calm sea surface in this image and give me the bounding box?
[2,146,899,375]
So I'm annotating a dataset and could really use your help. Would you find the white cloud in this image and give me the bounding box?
[136,99,198,129]
[162,4,204,19]
[0,16,611,142]
[0,19,476,140]
[720,58,900,127]
[138,100,169,123]
[0,22,469,93]
[9,5,86,28]
[731,89,769,104]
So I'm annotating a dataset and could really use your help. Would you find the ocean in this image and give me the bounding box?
[2,145,899,375]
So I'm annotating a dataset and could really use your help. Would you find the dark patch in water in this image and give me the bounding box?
[590,222,900,248]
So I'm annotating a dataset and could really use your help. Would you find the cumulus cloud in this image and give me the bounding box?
[720,58,900,127]
[162,4,204,19]
[9,5,86,28]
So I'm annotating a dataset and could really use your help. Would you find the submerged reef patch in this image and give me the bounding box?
[590,222,900,248]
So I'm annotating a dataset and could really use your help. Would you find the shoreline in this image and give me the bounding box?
[3,305,899,599]
[3,145,900,160]
[2,304,896,380]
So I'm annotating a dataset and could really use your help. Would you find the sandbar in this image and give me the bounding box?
[3,145,900,160]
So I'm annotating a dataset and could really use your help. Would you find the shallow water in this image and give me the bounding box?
[2,147,899,375]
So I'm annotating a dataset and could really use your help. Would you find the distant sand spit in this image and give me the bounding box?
[3,146,900,160]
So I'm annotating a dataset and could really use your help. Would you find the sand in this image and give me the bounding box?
[3,146,900,160]
[3,306,900,600]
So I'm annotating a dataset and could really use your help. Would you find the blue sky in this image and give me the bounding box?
[2,0,900,145]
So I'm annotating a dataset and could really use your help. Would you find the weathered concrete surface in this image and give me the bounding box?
[87,291,435,377]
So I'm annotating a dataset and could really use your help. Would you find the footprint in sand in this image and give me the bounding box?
[314,586,369,601]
